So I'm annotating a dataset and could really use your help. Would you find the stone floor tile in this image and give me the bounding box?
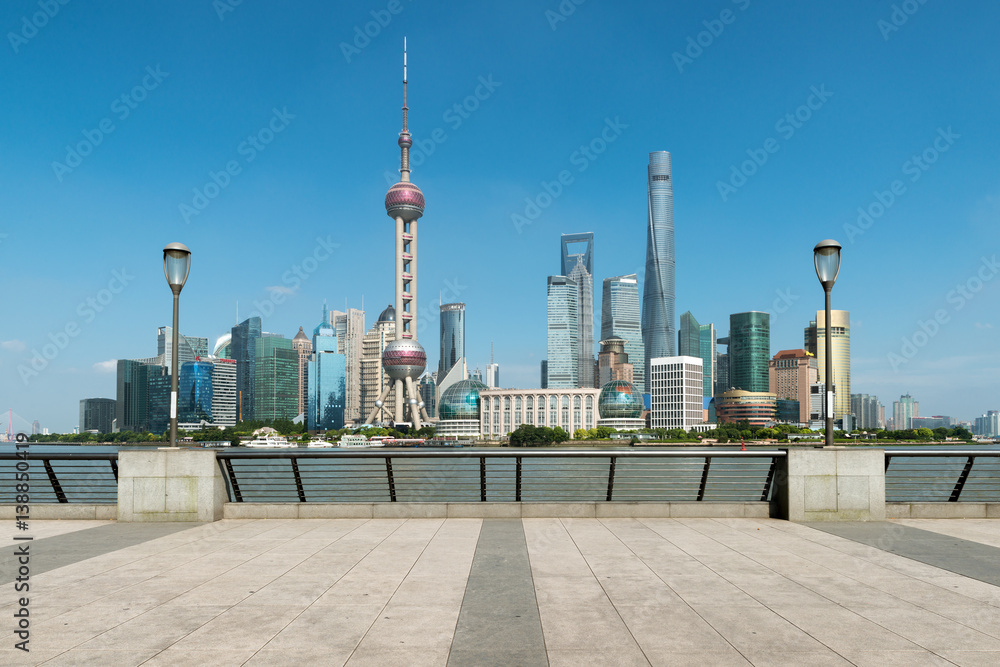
[546,645,652,666]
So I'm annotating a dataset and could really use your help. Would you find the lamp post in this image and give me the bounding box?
[814,239,841,448]
[163,243,191,447]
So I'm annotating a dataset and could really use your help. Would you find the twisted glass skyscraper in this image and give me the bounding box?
[642,151,675,387]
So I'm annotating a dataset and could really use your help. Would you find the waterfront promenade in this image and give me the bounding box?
[1,517,999,665]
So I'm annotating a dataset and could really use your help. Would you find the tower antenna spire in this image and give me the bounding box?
[399,37,410,182]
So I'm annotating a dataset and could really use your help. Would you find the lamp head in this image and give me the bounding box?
[163,242,191,292]
[813,239,841,291]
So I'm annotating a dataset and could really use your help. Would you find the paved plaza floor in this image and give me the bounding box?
[1,517,998,666]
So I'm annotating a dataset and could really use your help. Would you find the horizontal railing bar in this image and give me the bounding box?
[217,450,786,460]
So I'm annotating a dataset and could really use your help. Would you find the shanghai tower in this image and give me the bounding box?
[641,151,675,389]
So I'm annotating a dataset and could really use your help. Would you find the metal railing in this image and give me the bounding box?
[885,451,1000,502]
[0,452,119,504]
[216,449,785,504]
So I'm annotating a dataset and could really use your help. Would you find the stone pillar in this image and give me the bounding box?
[118,448,228,522]
[776,448,885,521]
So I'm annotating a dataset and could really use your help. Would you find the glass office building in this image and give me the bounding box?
[147,369,172,435]
[79,398,115,434]
[546,275,579,388]
[179,360,214,424]
[231,316,262,422]
[642,151,676,389]
[308,313,347,430]
[601,274,644,392]
[254,336,299,422]
[562,233,595,388]
[115,360,151,432]
[729,311,770,393]
[699,323,716,398]
[439,303,466,378]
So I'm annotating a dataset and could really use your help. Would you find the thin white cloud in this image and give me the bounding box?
[1,339,26,352]
[975,322,993,329]
[93,360,117,373]
[267,285,297,295]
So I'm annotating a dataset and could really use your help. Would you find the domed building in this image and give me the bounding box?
[436,378,488,437]
[597,380,645,431]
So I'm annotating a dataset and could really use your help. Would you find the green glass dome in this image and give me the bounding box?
[598,380,643,419]
[438,379,488,420]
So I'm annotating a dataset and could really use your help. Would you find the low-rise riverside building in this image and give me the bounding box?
[480,387,601,438]
[716,389,777,427]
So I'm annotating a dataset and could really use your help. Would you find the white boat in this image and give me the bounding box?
[243,434,297,448]
[338,434,384,448]
[307,437,336,448]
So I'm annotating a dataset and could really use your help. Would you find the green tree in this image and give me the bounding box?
[552,426,569,443]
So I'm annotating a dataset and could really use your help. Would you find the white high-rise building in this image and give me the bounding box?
[361,306,397,424]
[209,357,237,427]
[332,308,365,425]
[649,356,703,430]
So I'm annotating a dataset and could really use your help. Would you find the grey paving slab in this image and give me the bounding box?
[0,523,203,585]
[448,519,546,667]
[808,521,1000,587]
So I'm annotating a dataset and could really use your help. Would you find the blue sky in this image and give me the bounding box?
[2,0,998,433]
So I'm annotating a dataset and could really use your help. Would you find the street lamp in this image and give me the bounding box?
[163,243,191,447]
[814,239,841,448]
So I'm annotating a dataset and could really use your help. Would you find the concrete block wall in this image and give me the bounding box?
[776,448,886,522]
[118,448,227,522]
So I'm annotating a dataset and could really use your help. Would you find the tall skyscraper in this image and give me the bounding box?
[116,358,159,433]
[331,308,365,424]
[178,360,213,424]
[231,316,262,422]
[893,393,918,430]
[147,369,171,435]
[806,310,851,421]
[729,312,770,393]
[562,233,595,388]
[367,41,428,427]
[851,393,882,430]
[698,323,716,399]
[485,343,500,389]
[309,309,347,430]
[291,326,312,418]
[679,312,716,398]
[361,306,397,423]
[601,274,644,392]
[678,311,701,358]
[209,357,237,427]
[253,336,298,422]
[597,336,634,386]
[439,303,466,378]
[546,275,579,388]
[642,151,675,390]
[157,326,208,376]
[769,349,818,424]
[79,398,115,433]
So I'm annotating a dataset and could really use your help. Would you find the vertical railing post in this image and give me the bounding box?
[606,456,616,502]
[697,457,712,502]
[515,456,522,502]
[480,456,487,502]
[761,456,777,502]
[385,456,397,502]
[110,459,119,482]
[949,456,975,502]
[222,458,242,502]
[43,459,68,503]
[290,457,306,503]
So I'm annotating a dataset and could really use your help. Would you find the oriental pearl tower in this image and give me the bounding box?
[367,39,430,429]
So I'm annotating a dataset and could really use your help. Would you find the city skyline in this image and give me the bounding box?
[2,1,999,431]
